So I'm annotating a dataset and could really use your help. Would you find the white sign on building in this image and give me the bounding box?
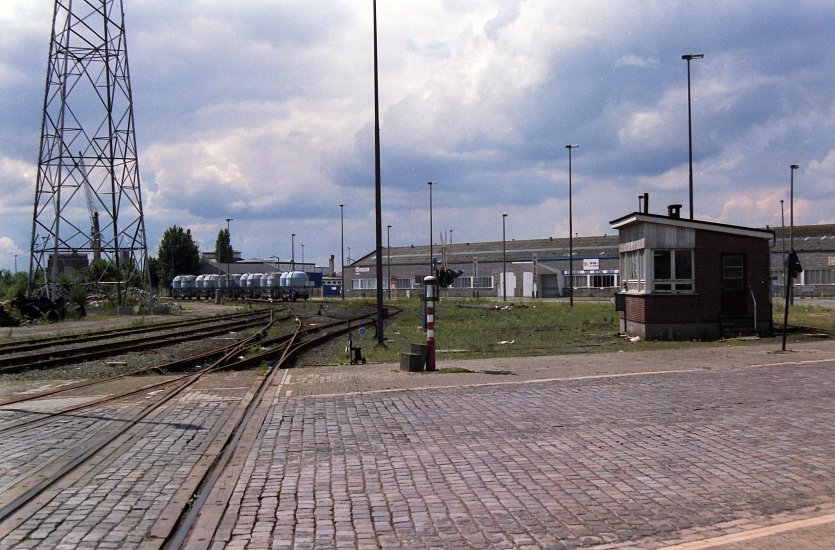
[583,258,600,270]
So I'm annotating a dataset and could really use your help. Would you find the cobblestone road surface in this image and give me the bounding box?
[1,340,833,549]
[195,341,835,549]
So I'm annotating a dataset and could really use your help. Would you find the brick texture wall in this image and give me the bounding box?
[623,229,771,330]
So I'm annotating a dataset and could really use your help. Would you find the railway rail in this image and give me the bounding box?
[0,309,274,374]
[0,302,398,546]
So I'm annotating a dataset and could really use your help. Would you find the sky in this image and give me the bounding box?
[1,0,834,273]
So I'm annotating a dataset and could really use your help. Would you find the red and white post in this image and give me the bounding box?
[424,275,437,371]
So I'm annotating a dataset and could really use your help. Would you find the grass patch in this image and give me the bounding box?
[434,367,475,374]
[328,297,835,365]
[340,298,629,364]
[774,302,835,333]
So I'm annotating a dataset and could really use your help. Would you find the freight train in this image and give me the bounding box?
[171,271,310,300]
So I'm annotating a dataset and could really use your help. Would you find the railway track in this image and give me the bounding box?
[0,303,398,546]
[0,309,274,374]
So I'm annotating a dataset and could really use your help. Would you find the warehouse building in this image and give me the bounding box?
[346,222,835,302]
[347,234,620,299]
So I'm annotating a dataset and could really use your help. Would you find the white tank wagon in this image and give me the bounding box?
[171,270,310,300]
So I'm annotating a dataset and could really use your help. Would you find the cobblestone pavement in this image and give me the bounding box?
[200,340,835,549]
[1,341,833,548]
[0,371,261,549]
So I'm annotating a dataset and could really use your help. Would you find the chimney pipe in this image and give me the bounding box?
[667,204,682,218]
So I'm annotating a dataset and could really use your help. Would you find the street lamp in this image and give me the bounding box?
[682,53,703,220]
[291,233,295,271]
[428,181,434,275]
[790,164,799,245]
[783,164,800,351]
[502,212,508,302]
[301,243,305,267]
[387,224,392,299]
[780,199,786,285]
[566,144,579,307]
[339,204,345,300]
[372,0,385,346]
[225,218,233,287]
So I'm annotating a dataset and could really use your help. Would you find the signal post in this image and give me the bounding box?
[424,275,437,371]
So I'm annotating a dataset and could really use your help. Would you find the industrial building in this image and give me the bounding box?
[346,222,835,302]
[347,234,620,299]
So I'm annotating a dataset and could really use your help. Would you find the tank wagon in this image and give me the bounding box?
[171,271,310,301]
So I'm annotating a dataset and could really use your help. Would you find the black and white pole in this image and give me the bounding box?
[424,275,437,371]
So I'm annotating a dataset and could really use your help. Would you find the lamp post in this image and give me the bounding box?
[428,181,434,276]
[387,224,392,299]
[502,212,508,302]
[14,254,17,274]
[782,164,800,351]
[291,233,295,271]
[225,218,233,286]
[372,0,385,346]
[682,53,703,220]
[780,199,786,285]
[301,243,305,267]
[790,164,799,246]
[339,204,345,300]
[566,144,579,307]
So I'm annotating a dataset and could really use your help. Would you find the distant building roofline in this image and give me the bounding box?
[610,212,774,240]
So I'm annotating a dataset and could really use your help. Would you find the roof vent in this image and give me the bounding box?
[667,204,682,219]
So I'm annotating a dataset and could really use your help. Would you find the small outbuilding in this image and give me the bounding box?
[611,205,773,340]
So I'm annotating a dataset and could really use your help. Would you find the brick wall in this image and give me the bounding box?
[695,230,771,324]
[621,229,772,338]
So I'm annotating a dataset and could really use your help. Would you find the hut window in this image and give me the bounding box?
[652,249,694,292]
[621,249,646,292]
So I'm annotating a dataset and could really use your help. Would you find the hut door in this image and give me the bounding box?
[721,254,746,315]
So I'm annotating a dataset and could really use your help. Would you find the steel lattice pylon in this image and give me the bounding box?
[28,0,150,305]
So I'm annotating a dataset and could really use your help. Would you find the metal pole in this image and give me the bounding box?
[566,144,579,307]
[372,0,385,346]
[387,224,392,299]
[225,218,233,286]
[340,204,345,300]
[428,181,434,275]
[790,165,798,246]
[780,199,786,286]
[782,164,799,351]
[502,213,508,301]
[682,53,703,220]
[291,233,295,271]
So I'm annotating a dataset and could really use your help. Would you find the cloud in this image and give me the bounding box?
[615,54,660,69]
[1,0,835,270]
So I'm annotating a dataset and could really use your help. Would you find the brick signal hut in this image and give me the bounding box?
[611,205,774,341]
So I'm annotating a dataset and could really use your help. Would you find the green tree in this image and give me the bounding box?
[148,257,162,288]
[215,228,233,264]
[0,269,28,301]
[157,226,201,287]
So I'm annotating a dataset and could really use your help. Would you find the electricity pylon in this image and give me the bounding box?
[28,0,150,306]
